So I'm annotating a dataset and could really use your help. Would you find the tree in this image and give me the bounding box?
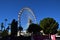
[18,26,23,36]
[1,22,4,31]
[40,17,59,34]
[11,19,18,36]
[27,23,42,34]
[40,17,59,39]
[5,19,7,22]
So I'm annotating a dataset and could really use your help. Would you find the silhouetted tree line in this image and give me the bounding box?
[0,17,59,40]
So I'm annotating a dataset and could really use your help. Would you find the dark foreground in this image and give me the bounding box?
[56,37,60,40]
[0,35,60,40]
[0,35,31,40]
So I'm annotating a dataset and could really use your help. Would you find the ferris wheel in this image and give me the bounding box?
[18,7,36,30]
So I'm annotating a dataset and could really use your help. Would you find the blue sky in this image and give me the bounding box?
[0,0,60,30]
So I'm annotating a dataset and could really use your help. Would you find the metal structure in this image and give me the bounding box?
[18,7,36,28]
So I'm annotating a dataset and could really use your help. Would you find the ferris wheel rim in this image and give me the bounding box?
[18,7,36,27]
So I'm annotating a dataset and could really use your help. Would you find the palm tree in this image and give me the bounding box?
[1,22,4,31]
[5,19,7,22]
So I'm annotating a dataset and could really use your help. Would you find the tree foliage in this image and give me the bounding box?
[40,17,59,34]
[18,26,23,31]
[27,23,42,34]
[1,22,4,31]
[11,19,18,36]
